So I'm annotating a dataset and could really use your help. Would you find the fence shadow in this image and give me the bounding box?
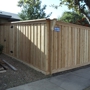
[0,23,48,74]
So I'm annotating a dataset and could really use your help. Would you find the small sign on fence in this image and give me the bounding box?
[54,27,60,32]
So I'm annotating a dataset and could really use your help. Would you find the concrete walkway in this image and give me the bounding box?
[7,66,90,90]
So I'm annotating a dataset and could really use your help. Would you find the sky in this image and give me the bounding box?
[0,0,71,19]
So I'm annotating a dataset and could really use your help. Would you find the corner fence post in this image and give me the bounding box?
[46,18,57,75]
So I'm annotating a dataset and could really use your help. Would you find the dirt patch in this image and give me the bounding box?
[0,54,48,90]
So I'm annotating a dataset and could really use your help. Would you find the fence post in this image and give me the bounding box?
[45,19,51,74]
[46,19,57,74]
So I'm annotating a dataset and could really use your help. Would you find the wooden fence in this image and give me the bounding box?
[0,19,50,74]
[49,21,90,74]
[0,19,90,74]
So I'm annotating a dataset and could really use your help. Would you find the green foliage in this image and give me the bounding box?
[52,0,78,11]
[58,12,82,23]
[0,44,3,54]
[18,0,52,20]
[58,11,89,26]
[52,0,90,23]
[52,0,88,12]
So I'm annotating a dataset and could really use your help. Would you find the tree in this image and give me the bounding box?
[58,11,90,26]
[52,0,90,24]
[58,12,82,23]
[18,0,52,20]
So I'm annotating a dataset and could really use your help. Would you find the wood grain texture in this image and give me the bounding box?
[50,21,90,74]
[0,20,48,74]
[1,19,90,75]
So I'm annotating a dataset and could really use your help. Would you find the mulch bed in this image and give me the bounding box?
[0,54,48,90]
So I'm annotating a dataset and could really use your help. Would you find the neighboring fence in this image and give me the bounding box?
[0,19,90,74]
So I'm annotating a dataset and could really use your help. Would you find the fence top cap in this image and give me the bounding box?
[11,18,47,24]
[11,18,57,24]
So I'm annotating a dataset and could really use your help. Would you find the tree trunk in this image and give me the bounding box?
[82,12,90,24]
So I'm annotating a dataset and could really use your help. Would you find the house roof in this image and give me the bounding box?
[0,11,20,21]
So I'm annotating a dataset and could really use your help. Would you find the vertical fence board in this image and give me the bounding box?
[58,25,62,69]
[77,28,80,64]
[68,26,72,67]
[64,27,68,68]
[61,26,65,68]
[88,30,90,62]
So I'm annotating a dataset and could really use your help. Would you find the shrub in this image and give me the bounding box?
[0,44,3,54]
